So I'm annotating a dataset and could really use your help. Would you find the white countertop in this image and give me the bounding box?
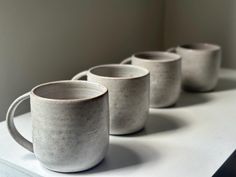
[1,69,236,177]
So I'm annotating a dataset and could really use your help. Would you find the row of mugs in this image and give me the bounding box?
[6,43,221,172]
[121,42,221,107]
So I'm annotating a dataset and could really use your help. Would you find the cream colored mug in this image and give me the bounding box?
[121,51,181,108]
[6,80,109,172]
[72,64,150,135]
[168,43,221,92]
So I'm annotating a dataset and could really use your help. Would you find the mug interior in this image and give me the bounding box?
[134,52,180,62]
[32,81,107,101]
[89,64,149,79]
[180,43,220,51]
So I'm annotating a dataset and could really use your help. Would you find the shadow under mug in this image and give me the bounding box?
[72,64,150,135]
[121,51,181,108]
[168,43,221,92]
[6,80,109,172]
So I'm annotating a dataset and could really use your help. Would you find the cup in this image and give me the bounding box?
[6,80,109,172]
[72,64,150,135]
[121,51,181,108]
[168,43,221,92]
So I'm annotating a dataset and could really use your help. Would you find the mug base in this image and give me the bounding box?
[39,156,105,173]
[150,103,177,109]
[183,87,215,93]
[110,126,145,136]
[182,83,217,92]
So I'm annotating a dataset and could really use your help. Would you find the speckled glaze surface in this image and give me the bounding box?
[72,64,150,135]
[121,52,181,108]
[176,43,221,92]
[6,81,109,172]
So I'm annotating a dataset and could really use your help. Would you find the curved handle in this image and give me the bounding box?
[72,70,88,80]
[166,47,177,53]
[6,92,33,153]
[120,57,132,64]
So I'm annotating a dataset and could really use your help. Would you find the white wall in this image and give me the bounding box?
[0,0,164,121]
[163,0,236,69]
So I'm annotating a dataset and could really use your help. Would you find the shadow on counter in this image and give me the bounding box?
[80,143,158,174]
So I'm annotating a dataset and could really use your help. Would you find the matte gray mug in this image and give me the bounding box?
[72,64,150,135]
[168,43,221,92]
[121,51,181,108]
[6,80,109,172]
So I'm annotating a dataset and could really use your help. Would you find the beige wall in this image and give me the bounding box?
[2,0,234,121]
[163,0,236,69]
[0,0,164,121]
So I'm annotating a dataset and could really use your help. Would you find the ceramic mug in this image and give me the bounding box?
[121,51,181,108]
[72,64,150,135]
[6,80,109,172]
[168,43,221,92]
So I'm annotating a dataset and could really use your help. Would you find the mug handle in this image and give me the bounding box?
[166,47,177,53]
[6,92,33,153]
[72,70,88,80]
[120,57,131,64]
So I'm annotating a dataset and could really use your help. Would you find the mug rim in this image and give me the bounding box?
[177,43,221,51]
[132,51,181,62]
[31,80,108,103]
[88,64,150,80]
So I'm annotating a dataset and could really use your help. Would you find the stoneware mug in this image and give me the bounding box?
[72,64,150,135]
[6,80,109,172]
[121,51,181,108]
[168,43,221,92]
